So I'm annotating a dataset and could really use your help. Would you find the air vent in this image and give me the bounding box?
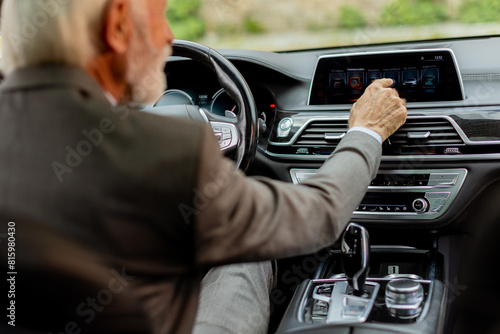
[294,119,349,146]
[286,117,464,156]
[389,118,463,147]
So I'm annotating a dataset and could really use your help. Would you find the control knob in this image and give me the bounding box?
[385,279,424,319]
[412,198,429,213]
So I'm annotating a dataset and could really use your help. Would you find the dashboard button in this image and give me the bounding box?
[220,139,231,148]
[412,198,429,213]
[280,119,292,130]
[277,118,293,138]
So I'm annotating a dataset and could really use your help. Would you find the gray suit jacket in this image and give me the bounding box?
[0,65,381,333]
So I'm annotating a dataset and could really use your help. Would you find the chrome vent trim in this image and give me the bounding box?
[390,118,463,147]
[294,119,349,146]
[291,117,463,149]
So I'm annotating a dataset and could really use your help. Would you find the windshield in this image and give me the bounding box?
[170,0,500,51]
[0,0,498,55]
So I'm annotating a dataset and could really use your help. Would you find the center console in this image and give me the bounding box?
[276,224,446,334]
[266,48,481,334]
[275,169,461,333]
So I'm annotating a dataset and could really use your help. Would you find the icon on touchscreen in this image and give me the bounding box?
[367,72,381,84]
[350,77,363,90]
[383,70,400,87]
[402,70,418,90]
[422,68,438,89]
[329,72,346,91]
[333,81,345,89]
[423,76,435,88]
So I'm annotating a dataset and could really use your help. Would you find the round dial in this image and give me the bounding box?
[210,89,239,117]
[154,89,194,107]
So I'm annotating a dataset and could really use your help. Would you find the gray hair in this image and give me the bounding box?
[1,0,109,75]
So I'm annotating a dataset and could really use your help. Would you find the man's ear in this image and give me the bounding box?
[103,0,133,54]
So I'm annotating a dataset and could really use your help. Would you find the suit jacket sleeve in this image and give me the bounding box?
[193,127,381,266]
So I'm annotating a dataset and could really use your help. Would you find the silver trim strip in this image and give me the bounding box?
[312,278,432,284]
[198,108,210,123]
[325,132,346,140]
[371,245,417,250]
[408,131,431,139]
[263,149,500,162]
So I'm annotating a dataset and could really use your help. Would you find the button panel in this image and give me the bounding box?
[211,122,239,151]
[370,174,429,187]
[289,168,468,221]
[356,205,410,213]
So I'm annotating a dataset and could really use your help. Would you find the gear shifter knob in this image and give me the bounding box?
[341,223,370,296]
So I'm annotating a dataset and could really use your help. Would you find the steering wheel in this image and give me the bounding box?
[144,40,258,171]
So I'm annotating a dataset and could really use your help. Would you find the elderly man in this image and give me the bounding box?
[0,0,406,333]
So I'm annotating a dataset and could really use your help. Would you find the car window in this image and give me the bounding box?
[0,1,498,56]
[169,0,500,51]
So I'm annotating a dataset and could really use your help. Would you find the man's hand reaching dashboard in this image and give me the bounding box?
[349,78,408,142]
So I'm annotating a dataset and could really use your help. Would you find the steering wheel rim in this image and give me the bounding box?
[171,40,258,171]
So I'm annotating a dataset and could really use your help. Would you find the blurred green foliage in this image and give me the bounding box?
[338,5,367,29]
[214,17,266,36]
[167,0,205,40]
[458,0,500,23]
[243,16,266,34]
[381,0,448,26]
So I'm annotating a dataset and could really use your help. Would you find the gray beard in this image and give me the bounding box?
[125,35,172,105]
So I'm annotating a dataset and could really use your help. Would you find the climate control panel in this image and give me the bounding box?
[290,168,467,220]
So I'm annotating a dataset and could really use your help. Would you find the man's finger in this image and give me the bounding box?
[374,78,395,88]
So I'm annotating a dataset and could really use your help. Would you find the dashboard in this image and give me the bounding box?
[160,36,500,231]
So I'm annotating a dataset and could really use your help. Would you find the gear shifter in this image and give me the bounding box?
[341,222,370,296]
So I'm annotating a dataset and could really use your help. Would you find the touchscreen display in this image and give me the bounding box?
[308,49,464,105]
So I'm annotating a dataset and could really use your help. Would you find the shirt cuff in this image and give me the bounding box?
[348,127,383,145]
